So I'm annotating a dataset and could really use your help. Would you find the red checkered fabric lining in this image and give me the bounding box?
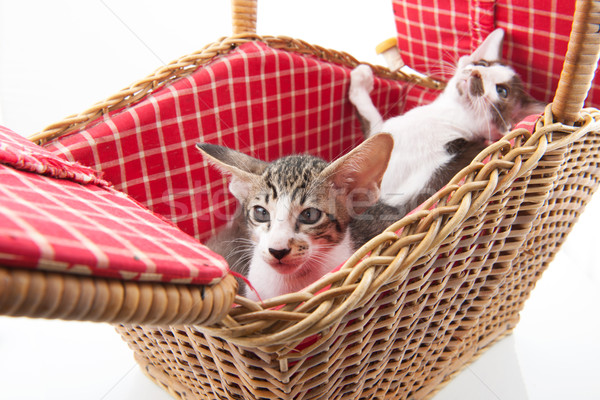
[0,125,109,187]
[0,126,227,285]
[44,41,406,242]
[392,0,599,110]
[513,113,539,133]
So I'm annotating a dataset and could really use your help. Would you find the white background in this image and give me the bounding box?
[0,1,598,399]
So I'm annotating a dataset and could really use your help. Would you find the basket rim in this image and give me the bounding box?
[0,266,238,325]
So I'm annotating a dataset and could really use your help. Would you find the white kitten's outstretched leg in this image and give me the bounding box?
[349,65,384,136]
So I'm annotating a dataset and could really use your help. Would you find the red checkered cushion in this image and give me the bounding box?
[392,0,598,110]
[0,125,227,285]
[44,41,405,242]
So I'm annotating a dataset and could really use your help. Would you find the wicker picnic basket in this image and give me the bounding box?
[18,0,600,399]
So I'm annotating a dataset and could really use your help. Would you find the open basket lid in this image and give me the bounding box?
[0,125,236,325]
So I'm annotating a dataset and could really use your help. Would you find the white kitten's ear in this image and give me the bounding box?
[472,28,505,61]
[322,133,393,214]
[196,143,267,199]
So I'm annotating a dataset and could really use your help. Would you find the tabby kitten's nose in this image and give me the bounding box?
[269,248,291,260]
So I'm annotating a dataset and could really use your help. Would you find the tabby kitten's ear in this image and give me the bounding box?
[322,133,394,214]
[196,143,267,199]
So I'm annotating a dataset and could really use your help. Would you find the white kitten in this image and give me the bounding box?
[349,28,544,210]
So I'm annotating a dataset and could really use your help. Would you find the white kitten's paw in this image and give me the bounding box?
[350,64,374,98]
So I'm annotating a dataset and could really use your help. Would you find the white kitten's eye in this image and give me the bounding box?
[473,60,490,67]
[298,208,322,225]
[252,206,270,223]
[496,84,509,98]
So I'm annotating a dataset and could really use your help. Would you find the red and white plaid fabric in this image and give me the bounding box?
[0,125,109,187]
[44,41,405,242]
[392,0,599,110]
[0,125,227,285]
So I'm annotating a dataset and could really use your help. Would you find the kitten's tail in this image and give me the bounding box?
[349,65,384,137]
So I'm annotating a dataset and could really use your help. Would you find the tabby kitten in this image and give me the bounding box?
[198,134,401,301]
[349,28,545,211]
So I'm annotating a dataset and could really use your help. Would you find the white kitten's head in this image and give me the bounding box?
[447,28,544,141]
[197,134,393,296]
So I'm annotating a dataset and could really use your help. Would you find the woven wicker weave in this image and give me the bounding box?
[22,0,600,399]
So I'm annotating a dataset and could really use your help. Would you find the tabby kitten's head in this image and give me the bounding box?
[197,134,393,300]
[448,28,544,141]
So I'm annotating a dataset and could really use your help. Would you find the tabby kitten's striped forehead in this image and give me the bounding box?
[258,155,329,205]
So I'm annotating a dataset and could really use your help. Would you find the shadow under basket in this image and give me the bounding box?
[28,1,600,399]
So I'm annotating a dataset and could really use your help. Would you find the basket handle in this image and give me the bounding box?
[232,0,257,34]
[552,0,600,124]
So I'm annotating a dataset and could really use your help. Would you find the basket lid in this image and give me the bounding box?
[0,125,228,286]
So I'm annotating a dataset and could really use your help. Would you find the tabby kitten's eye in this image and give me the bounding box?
[298,208,322,225]
[496,84,509,98]
[473,60,490,67]
[252,206,270,223]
